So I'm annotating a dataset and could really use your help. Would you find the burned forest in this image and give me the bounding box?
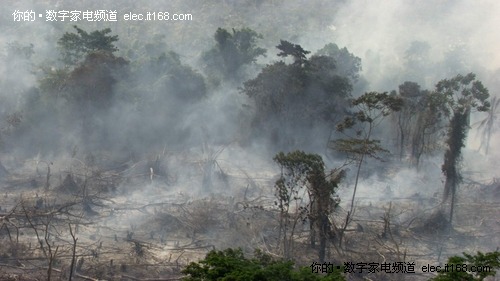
[1,1,499,280]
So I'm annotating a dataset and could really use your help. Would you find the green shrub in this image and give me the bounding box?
[182,248,345,281]
[430,251,499,281]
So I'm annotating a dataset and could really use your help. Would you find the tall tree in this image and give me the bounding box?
[273,151,343,262]
[475,96,499,155]
[58,25,119,65]
[66,51,128,152]
[276,40,310,66]
[435,73,490,226]
[202,27,266,81]
[309,166,344,262]
[315,43,362,84]
[126,49,207,152]
[409,90,449,168]
[331,92,402,247]
[391,81,449,167]
[273,151,316,260]
[39,27,127,153]
[392,82,424,161]
[241,41,352,149]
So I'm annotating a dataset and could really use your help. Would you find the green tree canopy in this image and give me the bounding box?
[391,81,429,161]
[202,27,266,80]
[315,43,362,83]
[273,151,343,262]
[276,40,310,66]
[36,27,127,154]
[436,73,490,225]
[241,41,352,149]
[58,25,119,65]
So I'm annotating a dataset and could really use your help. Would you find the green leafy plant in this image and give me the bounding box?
[182,248,345,281]
[435,73,490,225]
[58,25,119,65]
[273,151,343,261]
[241,42,352,148]
[430,251,500,281]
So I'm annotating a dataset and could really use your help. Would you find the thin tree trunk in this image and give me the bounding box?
[449,180,455,227]
[349,154,364,216]
[318,216,328,263]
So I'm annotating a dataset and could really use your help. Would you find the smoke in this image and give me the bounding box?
[0,0,497,201]
[325,0,500,90]
[0,1,499,276]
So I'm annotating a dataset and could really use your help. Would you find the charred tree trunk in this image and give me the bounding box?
[442,109,469,226]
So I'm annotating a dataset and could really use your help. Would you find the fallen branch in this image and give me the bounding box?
[46,267,99,281]
[120,274,183,281]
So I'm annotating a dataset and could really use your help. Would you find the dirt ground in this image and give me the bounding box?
[0,150,498,280]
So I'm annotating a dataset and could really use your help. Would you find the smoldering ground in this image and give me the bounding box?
[0,1,499,280]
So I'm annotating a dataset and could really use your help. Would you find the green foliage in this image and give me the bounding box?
[408,89,451,167]
[273,151,343,261]
[441,110,468,200]
[352,92,404,115]
[334,92,403,138]
[392,82,424,160]
[430,251,500,281]
[40,26,125,123]
[435,73,490,113]
[38,67,71,96]
[331,92,402,247]
[134,50,206,103]
[65,51,128,109]
[37,27,128,154]
[277,40,310,66]
[58,25,119,65]
[273,151,327,214]
[398,81,422,98]
[114,48,207,152]
[435,73,490,223]
[332,92,403,160]
[475,96,500,154]
[331,139,389,160]
[315,43,362,83]
[156,52,207,101]
[202,27,266,80]
[274,151,325,180]
[390,81,447,164]
[273,151,323,259]
[182,248,345,281]
[241,42,352,148]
